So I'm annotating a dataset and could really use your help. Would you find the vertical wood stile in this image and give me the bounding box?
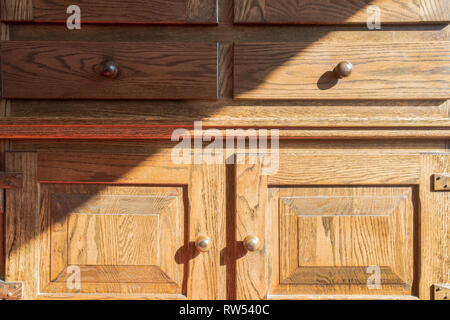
[235,160,268,299]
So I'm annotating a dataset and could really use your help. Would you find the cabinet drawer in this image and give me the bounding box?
[1,0,217,24]
[1,41,218,100]
[234,41,450,100]
[235,0,449,24]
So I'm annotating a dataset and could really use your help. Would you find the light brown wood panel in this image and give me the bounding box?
[235,41,450,100]
[5,152,37,299]
[269,155,421,185]
[419,153,449,299]
[1,41,218,99]
[235,159,268,300]
[235,0,450,23]
[1,0,217,23]
[37,152,190,184]
[4,151,226,299]
[0,118,449,140]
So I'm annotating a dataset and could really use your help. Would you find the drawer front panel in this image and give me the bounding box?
[1,41,218,99]
[1,0,217,24]
[235,0,450,23]
[234,42,450,100]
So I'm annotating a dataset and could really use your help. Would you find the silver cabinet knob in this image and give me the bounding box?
[243,235,261,252]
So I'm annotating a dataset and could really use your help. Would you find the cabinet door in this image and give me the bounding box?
[236,153,449,300]
[5,152,226,299]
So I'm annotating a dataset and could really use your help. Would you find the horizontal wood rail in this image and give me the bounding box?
[0,172,23,189]
[0,118,449,140]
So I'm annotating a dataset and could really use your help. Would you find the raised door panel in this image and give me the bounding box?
[234,42,450,100]
[39,184,185,296]
[235,0,450,23]
[269,187,414,296]
[1,41,218,100]
[1,0,217,23]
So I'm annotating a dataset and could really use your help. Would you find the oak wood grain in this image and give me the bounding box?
[0,172,22,188]
[235,0,450,23]
[0,118,449,140]
[235,159,268,299]
[1,0,217,23]
[1,41,218,99]
[235,41,450,100]
[40,184,185,295]
[37,152,190,184]
[271,187,414,295]
[419,154,449,299]
[0,0,32,21]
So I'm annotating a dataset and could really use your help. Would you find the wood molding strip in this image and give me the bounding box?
[0,171,22,189]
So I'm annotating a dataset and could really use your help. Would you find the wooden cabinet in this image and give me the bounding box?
[0,0,448,300]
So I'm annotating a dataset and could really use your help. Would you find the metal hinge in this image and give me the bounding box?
[434,174,450,191]
[0,281,23,300]
[433,284,450,300]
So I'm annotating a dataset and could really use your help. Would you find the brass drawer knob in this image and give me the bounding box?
[99,60,119,79]
[195,235,212,252]
[243,235,261,252]
[334,61,353,78]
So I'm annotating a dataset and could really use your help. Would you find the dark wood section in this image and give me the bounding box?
[0,0,32,21]
[235,0,450,23]
[1,41,218,99]
[234,42,450,100]
[1,0,217,23]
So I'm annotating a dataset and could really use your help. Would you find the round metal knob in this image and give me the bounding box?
[243,235,261,252]
[99,60,119,79]
[195,235,211,253]
[334,61,353,78]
